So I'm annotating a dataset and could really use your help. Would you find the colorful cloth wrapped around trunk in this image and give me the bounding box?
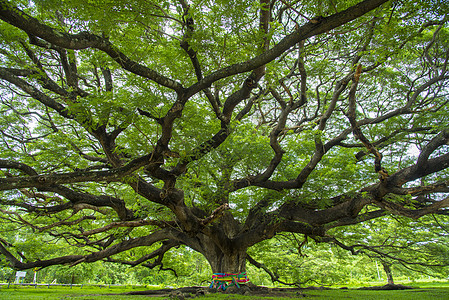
[209,272,249,290]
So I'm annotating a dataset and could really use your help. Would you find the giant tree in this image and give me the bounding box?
[0,0,448,284]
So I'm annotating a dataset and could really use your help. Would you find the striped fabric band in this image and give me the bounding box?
[209,272,250,290]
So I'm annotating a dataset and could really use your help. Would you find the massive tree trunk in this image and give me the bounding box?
[198,238,249,291]
[194,213,248,275]
[202,245,247,274]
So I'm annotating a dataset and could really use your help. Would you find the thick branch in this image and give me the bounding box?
[0,155,150,191]
[81,219,174,236]
[0,1,183,92]
[0,228,177,270]
[416,129,449,170]
[0,208,96,232]
[374,196,449,219]
[106,240,179,268]
[200,203,230,226]
[185,0,389,97]
[247,253,299,286]
[325,209,387,230]
[346,64,387,178]
[0,67,70,118]
[386,146,449,188]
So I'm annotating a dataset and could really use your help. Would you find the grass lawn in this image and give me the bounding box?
[0,285,153,300]
[302,288,449,300]
[1,282,448,299]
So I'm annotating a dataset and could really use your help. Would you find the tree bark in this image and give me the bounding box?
[204,247,247,274]
[195,232,248,274]
[381,261,394,285]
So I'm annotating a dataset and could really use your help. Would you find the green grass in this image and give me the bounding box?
[1,283,449,299]
[303,288,449,299]
[0,285,158,300]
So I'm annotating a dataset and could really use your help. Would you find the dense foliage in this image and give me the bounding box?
[0,0,448,286]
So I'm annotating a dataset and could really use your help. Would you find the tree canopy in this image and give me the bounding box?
[0,0,448,283]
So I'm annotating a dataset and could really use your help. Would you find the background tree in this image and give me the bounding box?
[247,213,449,286]
[329,214,449,285]
[0,0,448,284]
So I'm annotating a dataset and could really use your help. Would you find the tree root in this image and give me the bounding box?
[358,283,415,290]
[120,284,307,298]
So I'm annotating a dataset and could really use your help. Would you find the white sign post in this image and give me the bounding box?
[15,271,26,283]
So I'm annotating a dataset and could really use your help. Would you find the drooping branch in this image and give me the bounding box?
[81,219,175,236]
[0,208,96,232]
[68,141,109,163]
[1,184,133,220]
[325,236,449,268]
[45,185,134,220]
[0,68,71,119]
[0,160,139,220]
[0,155,150,191]
[0,241,84,270]
[106,240,180,268]
[374,196,449,219]
[388,180,449,196]
[0,228,178,270]
[325,209,387,230]
[247,251,330,287]
[247,253,300,286]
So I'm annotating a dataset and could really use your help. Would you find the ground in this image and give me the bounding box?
[120,283,415,298]
[2,281,449,299]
